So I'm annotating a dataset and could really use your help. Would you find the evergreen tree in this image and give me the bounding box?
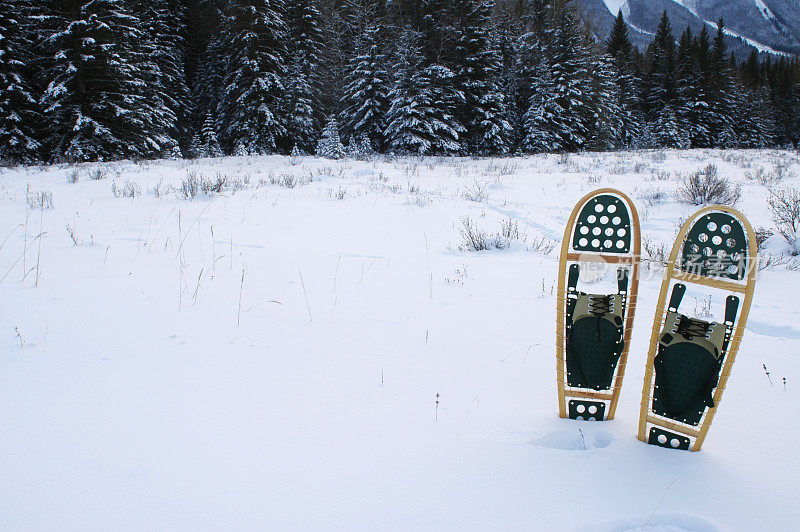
[0,0,41,163]
[769,58,800,148]
[587,46,623,151]
[200,112,223,157]
[316,117,345,158]
[385,31,464,155]
[676,25,712,148]
[642,11,681,147]
[131,0,191,154]
[39,0,172,162]
[216,0,287,155]
[606,9,631,61]
[522,2,595,153]
[521,55,564,152]
[341,24,390,151]
[185,0,225,149]
[708,19,736,147]
[281,0,323,152]
[605,9,640,147]
[451,0,512,155]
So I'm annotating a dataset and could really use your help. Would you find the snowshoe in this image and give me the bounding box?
[556,189,641,421]
[638,206,757,451]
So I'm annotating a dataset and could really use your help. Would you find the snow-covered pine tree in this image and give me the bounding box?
[200,112,223,157]
[733,82,774,148]
[606,9,641,148]
[130,0,191,154]
[493,6,525,152]
[216,0,287,155]
[451,0,512,155]
[384,31,465,155]
[315,0,355,121]
[654,105,688,148]
[521,55,565,153]
[522,2,594,153]
[606,9,631,61]
[341,24,390,152]
[586,46,623,152]
[642,11,682,148]
[185,0,225,151]
[316,117,345,159]
[676,25,712,148]
[708,19,736,147]
[769,57,800,148]
[280,0,322,153]
[39,0,172,162]
[0,0,42,164]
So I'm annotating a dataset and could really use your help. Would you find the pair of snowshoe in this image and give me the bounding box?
[555,188,757,451]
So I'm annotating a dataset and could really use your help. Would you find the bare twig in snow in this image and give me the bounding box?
[456,396,479,439]
[331,256,341,323]
[299,268,313,323]
[647,478,679,526]
[237,266,246,326]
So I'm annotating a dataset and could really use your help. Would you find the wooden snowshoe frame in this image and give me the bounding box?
[637,205,757,451]
[556,188,641,420]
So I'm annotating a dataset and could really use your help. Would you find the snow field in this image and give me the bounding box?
[1,149,799,530]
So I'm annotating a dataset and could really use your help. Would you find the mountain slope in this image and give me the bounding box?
[574,0,800,57]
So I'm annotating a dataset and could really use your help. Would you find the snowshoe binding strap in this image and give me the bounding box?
[588,295,613,317]
[675,315,712,342]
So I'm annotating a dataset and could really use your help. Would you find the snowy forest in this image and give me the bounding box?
[1,0,799,165]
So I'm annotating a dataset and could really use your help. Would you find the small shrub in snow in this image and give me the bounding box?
[86,167,107,180]
[746,165,788,187]
[329,187,347,200]
[643,236,668,269]
[528,234,556,255]
[462,180,490,203]
[181,172,200,199]
[768,188,800,255]
[111,180,140,198]
[150,179,170,198]
[268,172,309,188]
[25,184,53,210]
[758,253,800,271]
[405,193,429,207]
[458,216,498,251]
[281,174,298,188]
[485,161,517,176]
[650,150,667,163]
[676,164,741,206]
[457,217,530,252]
[640,189,668,206]
[316,119,345,159]
[754,227,774,251]
[771,160,794,181]
[201,174,228,195]
[499,218,522,241]
[230,177,246,195]
[652,170,671,181]
[66,169,80,183]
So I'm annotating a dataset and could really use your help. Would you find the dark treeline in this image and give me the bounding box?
[1,0,799,164]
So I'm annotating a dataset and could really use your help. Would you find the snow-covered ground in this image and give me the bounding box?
[1,149,799,531]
